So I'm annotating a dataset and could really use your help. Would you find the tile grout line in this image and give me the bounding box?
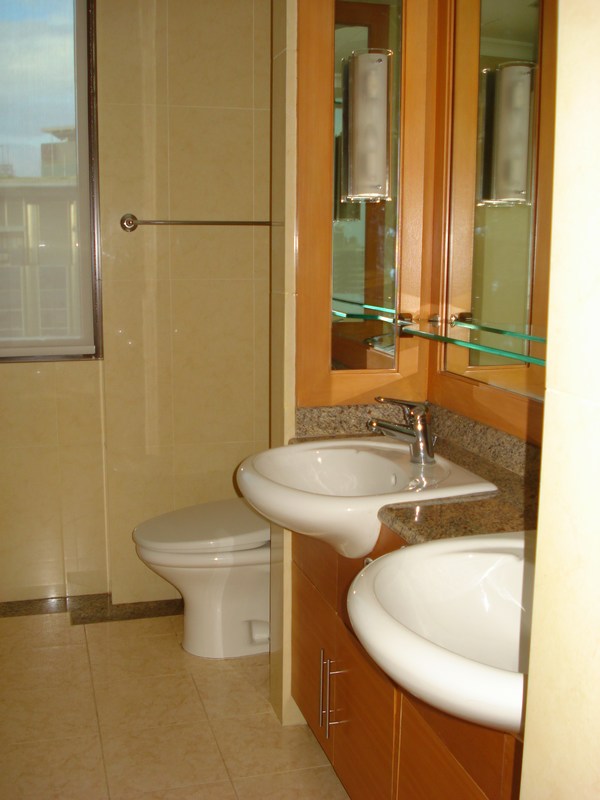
[186,651,243,798]
[83,622,113,799]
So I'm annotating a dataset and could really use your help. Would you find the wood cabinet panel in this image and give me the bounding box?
[292,563,336,758]
[398,698,488,800]
[292,528,523,800]
[292,526,408,630]
[334,617,400,800]
[292,532,339,609]
[409,695,522,800]
[337,525,408,628]
[296,0,432,407]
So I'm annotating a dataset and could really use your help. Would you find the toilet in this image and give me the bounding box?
[133,497,270,659]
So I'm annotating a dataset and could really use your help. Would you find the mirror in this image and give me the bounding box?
[441,0,550,400]
[330,0,402,370]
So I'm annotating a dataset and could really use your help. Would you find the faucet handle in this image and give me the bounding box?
[374,396,429,426]
[374,396,429,410]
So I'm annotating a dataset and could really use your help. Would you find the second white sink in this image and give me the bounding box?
[236,438,497,557]
[348,531,534,731]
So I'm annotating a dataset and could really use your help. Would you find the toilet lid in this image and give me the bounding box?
[132,498,270,554]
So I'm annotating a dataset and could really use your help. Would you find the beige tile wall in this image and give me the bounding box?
[0,361,107,600]
[269,0,303,724]
[520,1,600,794]
[0,0,271,605]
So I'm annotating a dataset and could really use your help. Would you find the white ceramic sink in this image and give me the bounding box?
[348,531,534,732]
[236,438,496,557]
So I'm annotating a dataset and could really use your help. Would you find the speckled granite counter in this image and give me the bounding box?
[296,403,541,547]
[377,437,539,545]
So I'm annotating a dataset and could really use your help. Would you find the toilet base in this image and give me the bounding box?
[180,561,270,658]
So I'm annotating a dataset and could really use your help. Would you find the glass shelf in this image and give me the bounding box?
[330,302,547,367]
[450,318,546,344]
[332,297,396,323]
[399,319,546,367]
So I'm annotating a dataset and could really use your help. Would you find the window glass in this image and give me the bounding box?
[0,0,98,359]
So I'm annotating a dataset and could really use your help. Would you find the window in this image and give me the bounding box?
[0,0,100,359]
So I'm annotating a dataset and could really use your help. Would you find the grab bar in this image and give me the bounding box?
[120,213,271,233]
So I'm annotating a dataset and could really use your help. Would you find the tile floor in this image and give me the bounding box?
[0,613,349,800]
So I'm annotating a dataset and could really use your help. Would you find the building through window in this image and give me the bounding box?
[0,0,99,359]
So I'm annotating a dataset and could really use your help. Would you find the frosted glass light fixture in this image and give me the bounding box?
[492,62,534,202]
[344,49,392,202]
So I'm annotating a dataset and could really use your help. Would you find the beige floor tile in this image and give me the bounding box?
[192,667,272,720]
[184,652,268,683]
[233,766,351,799]
[0,613,351,800]
[117,782,238,799]
[211,713,330,779]
[169,613,184,638]
[223,653,270,669]
[94,672,207,734]
[0,681,99,745]
[0,643,92,691]
[0,612,85,652]
[87,631,189,682]
[225,655,271,700]
[178,652,237,679]
[102,722,229,799]
[85,615,180,644]
[0,734,108,800]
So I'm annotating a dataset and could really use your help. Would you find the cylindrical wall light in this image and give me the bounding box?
[492,62,534,202]
[344,49,392,202]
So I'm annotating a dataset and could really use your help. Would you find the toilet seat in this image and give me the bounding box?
[132,497,271,657]
[132,497,269,555]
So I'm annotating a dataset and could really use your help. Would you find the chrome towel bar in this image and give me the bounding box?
[120,213,271,232]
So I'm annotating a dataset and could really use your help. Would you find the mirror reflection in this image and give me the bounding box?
[331,0,402,370]
[443,0,548,399]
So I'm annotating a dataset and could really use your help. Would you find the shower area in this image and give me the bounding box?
[0,0,272,607]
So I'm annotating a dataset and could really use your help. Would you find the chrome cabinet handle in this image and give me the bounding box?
[324,658,345,739]
[325,657,332,739]
[319,649,326,728]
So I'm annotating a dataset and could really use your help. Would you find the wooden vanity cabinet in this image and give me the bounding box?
[398,698,489,800]
[291,563,337,759]
[333,613,401,799]
[398,696,522,800]
[291,530,523,800]
[292,534,402,799]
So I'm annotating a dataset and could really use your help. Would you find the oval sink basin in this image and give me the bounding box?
[236,438,496,557]
[348,531,534,732]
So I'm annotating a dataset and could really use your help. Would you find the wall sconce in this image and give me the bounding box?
[343,49,392,203]
[479,62,535,204]
[492,62,534,202]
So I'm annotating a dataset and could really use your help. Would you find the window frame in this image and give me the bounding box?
[0,0,102,363]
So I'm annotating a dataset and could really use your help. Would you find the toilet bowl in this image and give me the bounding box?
[133,497,270,658]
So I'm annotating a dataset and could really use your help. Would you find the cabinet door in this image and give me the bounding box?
[398,698,488,800]
[407,694,522,800]
[293,533,338,609]
[333,618,399,800]
[292,563,337,757]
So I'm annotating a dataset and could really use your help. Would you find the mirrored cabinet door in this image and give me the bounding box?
[435,0,555,402]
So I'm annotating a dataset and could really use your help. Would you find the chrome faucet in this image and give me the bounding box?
[367,396,436,465]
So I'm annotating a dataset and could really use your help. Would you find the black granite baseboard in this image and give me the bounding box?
[0,593,183,626]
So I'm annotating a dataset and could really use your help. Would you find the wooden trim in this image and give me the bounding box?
[296,0,554,444]
[429,368,544,443]
[336,2,390,311]
[427,0,556,444]
[530,0,557,354]
[447,0,480,316]
[296,0,432,407]
[296,0,336,405]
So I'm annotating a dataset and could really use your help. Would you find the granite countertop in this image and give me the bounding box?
[378,437,540,545]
